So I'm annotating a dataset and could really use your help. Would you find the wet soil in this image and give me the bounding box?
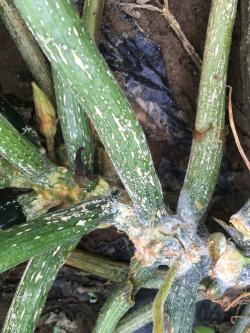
[0,1,250,332]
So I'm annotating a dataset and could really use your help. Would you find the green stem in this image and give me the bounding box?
[92,266,157,333]
[230,199,250,240]
[0,158,32,189]
[229,304,250,333]
[92,282,134,333]
[165,257,210,333]
[52,0,104,174]
[66,249,166,287]
[0,98,47,190]
[53,0,99,174]
[13,0,165,224]
[0,195,114,273]
[243,256,250,265]
[66,249,128,283]
[82,0,104,41]
[2,241,76,333]
[0,113,80,199]
[0,113,52,180]
[0,191,58,227]
[115,301,153,333]
[17,191,62,220]
[53,70,94,173]
[0,0,54,101]
[152,262,179,333]
[177,0,238,224]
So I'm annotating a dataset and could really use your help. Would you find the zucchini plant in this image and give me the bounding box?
[0,0,249,332]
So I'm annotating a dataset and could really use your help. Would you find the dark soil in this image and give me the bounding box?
[0,1,250,332]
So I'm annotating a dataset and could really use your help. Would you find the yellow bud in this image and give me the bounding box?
[32,81,57,138]
[32,82,57,161]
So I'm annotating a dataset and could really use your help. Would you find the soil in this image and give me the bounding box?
[0,1,250,332]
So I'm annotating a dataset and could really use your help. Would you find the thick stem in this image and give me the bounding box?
[0,195,114,273]
[0,101,37,189]
[115,301,153,333]
[53,70,94,173]
[0,113,51,179]
[0,0,54,101]
[152,262,179,333]
[0,158,32,189]
[92,266,157,333]
[229,303,250,333]
[53,0,99,175]
[66,249,166,288]
[2,241,77,333]
[165,257,210,333]
[13,0,165,224]
[1,191,60,229]
[82,0,104,41]
[0,113,80,200]
[230,199,250,240]
[17,191,62,220]
[92,282,134,333]
[66,249,128,283]
[177,0,238,224]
